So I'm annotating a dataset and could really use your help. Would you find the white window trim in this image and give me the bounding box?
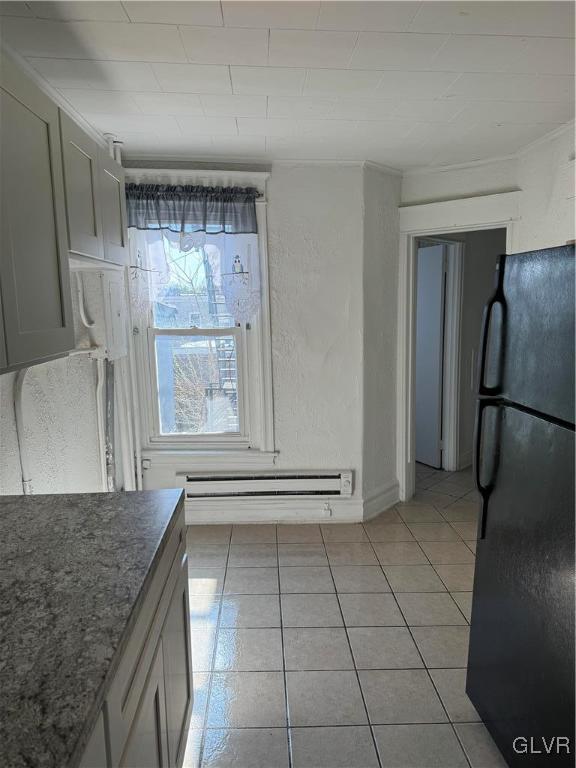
[126,169,275,458]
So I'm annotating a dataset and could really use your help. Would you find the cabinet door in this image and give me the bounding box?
[162,553,193,767]
[60,111,103,260]
[0,54,74,368]
[121,641,169,768]
[100,152,128,265]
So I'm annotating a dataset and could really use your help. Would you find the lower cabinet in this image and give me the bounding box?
[162,567,193,767]
[120,643,169,768]
[82,510,192,768]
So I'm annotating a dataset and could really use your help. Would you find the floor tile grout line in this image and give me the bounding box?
[276,526,294,768]
[373,506,475,768]
[320,530,385,768]
[196,524,233,768]
[197,719,482,730]
[364,518,473,767]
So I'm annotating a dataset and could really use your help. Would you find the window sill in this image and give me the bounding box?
[141,448,278,472]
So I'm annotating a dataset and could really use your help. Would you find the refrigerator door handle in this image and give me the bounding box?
[474,399,502,539]
[477,290,506,397]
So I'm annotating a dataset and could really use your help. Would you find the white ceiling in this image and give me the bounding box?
[1,1,574,169]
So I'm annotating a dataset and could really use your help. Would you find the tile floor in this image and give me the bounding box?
[183,465,507,768]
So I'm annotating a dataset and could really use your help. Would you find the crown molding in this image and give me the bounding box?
[404,120,575,177]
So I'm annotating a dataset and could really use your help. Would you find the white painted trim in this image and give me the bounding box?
[362,481,400,522]
[184,496,363,525]
[129,198,274,457]
[141,448,278,470]
[399,191,521,232]
[124,167,269,195]
[397,192,519,501]
[442,242,464,472]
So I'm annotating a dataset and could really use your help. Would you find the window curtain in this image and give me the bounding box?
[126,184,262,324]
[125,184,259,234]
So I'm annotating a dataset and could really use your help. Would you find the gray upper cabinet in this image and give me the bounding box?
[0,54,74,370]
[60,111,104,261]
[100,151,129,266]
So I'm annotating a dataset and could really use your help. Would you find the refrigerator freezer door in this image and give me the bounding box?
[480,245,574,425]
[468,403,575,766]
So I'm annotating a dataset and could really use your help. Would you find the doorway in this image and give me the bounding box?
[414,228,507,473]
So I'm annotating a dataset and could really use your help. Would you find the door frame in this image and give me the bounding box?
[415,237,464,472]
[397,191,520,501]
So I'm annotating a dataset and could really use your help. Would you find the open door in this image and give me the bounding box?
[415,243,445,468]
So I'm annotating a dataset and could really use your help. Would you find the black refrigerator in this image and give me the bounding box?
[467,244,575,767]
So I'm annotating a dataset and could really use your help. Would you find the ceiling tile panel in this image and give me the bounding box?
[68,21,188,62]
[59,89,141,113]
[428,34,531,73]
[1,18,92,57]
[329,97,400,120]
[267,96,338,118]
[304,69,384,96]
[176,116,239,135]
[376,71,459,99]
[317,2,421,32]
[85,113,182,135]
[393,99,467,122]
[409,1,574,37]
[200,94,267,117]
[349,31,448,70]
[444,73,575,102]
[179,26,269,66]
[222,1,320,29]
[123,1,223,26]
[152,63,232,93]
[28,58,162,91]
[130,92,205,116]
[28,1,129,21]
[231,66,306,96]
[451,100,574,125]
[268,30,358,68]
[237,118,303,137]
[510,37,575,76]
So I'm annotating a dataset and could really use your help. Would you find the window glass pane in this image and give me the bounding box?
[147,231,235,329]
[155,334,239,435]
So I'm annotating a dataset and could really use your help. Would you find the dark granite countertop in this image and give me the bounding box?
[0,489,184,768]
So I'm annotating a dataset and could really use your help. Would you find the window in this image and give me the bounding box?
[147,232,245,438]
[128,187,273,454]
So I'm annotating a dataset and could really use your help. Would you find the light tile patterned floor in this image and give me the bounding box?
[183,466,507,768]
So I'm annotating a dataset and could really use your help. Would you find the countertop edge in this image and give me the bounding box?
[67,488,185,768]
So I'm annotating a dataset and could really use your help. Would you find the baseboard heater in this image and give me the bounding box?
[182,471,353,499]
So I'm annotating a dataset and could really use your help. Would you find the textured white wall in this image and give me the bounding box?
[514,127,575,252]
[0,276,105,495]
[0,356,102,494]
[266,163,365,494]
[362,165,401,501]
[401,126,575,251]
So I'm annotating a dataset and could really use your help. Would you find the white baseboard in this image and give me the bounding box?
[362,481,400,522]
[185,496,364,525]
